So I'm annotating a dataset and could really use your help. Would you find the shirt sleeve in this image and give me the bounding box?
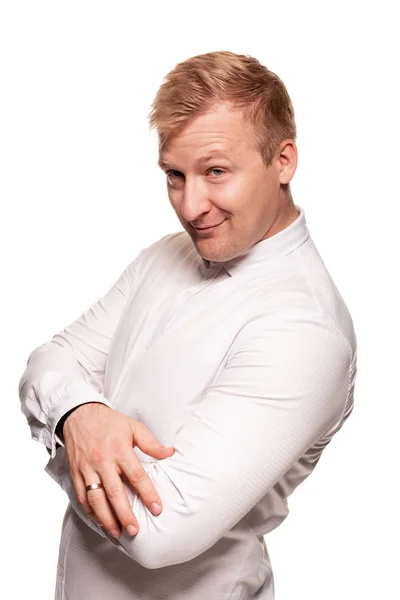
[45,310,356,569]
[18,257,139,459]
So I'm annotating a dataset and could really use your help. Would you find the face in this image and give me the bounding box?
[157,103,297,263]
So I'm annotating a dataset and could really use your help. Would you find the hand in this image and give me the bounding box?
[62,402,175,538]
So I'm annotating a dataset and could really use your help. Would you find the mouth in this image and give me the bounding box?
[193,220,226,233]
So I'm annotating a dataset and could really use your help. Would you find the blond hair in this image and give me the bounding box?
[148,50,297,167]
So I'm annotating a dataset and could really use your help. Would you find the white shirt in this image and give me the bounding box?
[18,204,357,599]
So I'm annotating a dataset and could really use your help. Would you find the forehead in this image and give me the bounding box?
[158,108,255,168]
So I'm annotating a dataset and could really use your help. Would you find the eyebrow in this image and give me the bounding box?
[157,150,231,169]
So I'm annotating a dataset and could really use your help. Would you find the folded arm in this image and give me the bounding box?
[46,311,355,569]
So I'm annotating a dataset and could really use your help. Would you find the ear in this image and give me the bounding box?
[278,139,298,184]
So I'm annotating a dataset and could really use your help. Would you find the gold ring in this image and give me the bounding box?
[86,482,104,492]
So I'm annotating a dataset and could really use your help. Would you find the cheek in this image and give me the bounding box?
[215,180,246,210]
[230,173,257,201]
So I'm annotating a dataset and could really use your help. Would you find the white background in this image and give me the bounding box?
[1,1,399,598]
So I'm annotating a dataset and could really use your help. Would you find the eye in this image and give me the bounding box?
[208,168,225,177]
[164,168,226,180]
[165,169,183,178]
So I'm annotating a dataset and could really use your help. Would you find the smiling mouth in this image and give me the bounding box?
[193,220,225,232]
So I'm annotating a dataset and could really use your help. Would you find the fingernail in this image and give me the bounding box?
[127,525,138,535]
[111,529,121,537]
[150,502,162,515]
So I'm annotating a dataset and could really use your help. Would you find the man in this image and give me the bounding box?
[18,50,357,599]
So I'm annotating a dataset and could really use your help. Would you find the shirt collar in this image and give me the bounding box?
[199,204,309,277]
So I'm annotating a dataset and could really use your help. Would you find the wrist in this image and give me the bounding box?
[60,401,111,440]
[55,405,83,443]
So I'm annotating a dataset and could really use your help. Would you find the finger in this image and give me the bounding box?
[120,452,164,517]
[99,468,140,536]
[70,468,95,518]
[82,471,123,538]
[87,510,103,526]
[129,418,176,459]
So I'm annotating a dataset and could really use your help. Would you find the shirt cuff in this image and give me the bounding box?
[48,381,112,458]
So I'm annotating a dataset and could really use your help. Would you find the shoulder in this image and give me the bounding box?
[258,237,358,361]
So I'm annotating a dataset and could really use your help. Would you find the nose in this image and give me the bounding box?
[180,177,211,223]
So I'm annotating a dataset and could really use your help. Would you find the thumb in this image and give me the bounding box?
[128,418,176,458]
